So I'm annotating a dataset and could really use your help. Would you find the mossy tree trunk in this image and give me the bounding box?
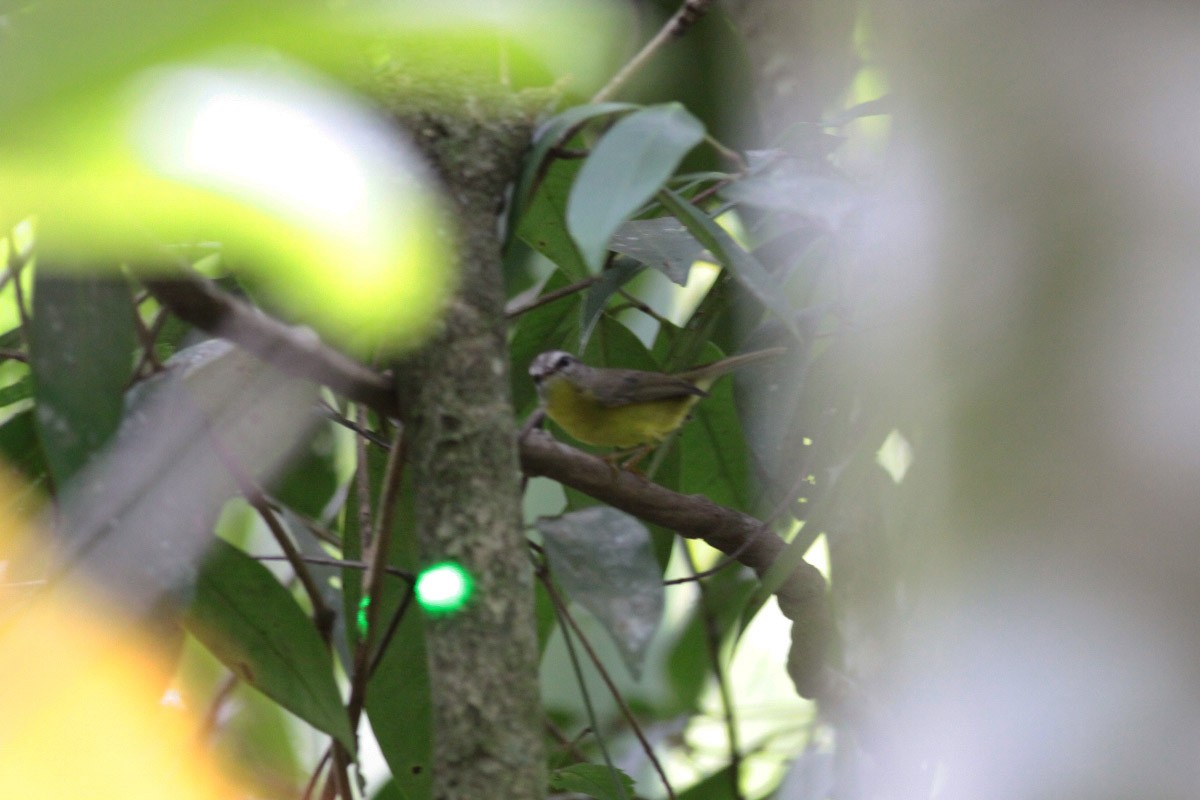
[386,84,546,800]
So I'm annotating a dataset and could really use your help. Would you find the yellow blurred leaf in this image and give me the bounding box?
[0,472,240,799]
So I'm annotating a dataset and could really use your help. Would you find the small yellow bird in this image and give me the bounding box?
[528,348,784,451]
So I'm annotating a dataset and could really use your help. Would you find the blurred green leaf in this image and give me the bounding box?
[0,327,24,350]
[6,62,451,357]
[538,507,664,679]
[0,373,33,409]
[678,765,737,799]
[609,217,706,286]
[518,158,591,281]
[549,763,635,800]
[0,408,50,487]
[185,538,355,753]
[273,422,338,519]
[568,104,706,271]
[219,679,308,796]
[29,272,134,488]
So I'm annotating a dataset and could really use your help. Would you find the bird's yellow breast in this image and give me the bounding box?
[541,375,699,448]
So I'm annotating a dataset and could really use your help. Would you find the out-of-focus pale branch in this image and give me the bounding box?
[141,269,396,413]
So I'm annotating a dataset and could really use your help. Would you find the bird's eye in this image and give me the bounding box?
[555,355,573,370]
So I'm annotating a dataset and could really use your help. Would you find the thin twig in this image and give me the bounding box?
[591,0,715,103]
[0,349,27,363]
[616,289,671,325]
[327,748,353,800]
[247,493,336,643]
[367,580,416,678]
[354,405,374,548]
[505,275,600,319]
[9,246,31,347]
[545,570,632,800]
[347,425,406,723]
[252,553,413,583]
[548,146,591,160]
[704,134,748,172]
[320,401,392,449]
[545,718,591,764]
[689,175,738,207]
[662,547,746,585]
[132,306,169,378]
[206,429,335,645]
[538,566,677,800]
[682,546,744,800]
[290,514,344,549]
[301,748,332,800]
[198,673,240,744]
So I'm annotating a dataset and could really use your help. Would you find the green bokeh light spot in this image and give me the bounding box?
[356,596,370,636]
[415,561,473,615]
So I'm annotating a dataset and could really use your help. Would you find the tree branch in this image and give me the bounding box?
[141,269,396,413]
[592,0,716,103]
[519,429,832,699]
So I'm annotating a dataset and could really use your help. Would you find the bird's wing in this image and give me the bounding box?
[590,369,707,407]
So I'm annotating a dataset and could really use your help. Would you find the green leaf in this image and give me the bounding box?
[581,310,658,371]
[272,422,339,519]
[509,269,583,415]
[0,327,23,350]
[579,259,643,351]
[510,102,638,222]
[549,763,635,800]
[364,471,433,800]
[666,567,757,714]
[0,409,50,498]
[0,372,33,410]
[185,538,355,753]
[534,576,559,655]
[518,158,591,281]
[537,507,664,679]
[366,598,432,800]
[657,188,803,340]
[29,272,135,487]
[679,344,754,511]
[677,765,737,799]
[609,217,706,286]
[370,780,409,800]
[568,104,706,271]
